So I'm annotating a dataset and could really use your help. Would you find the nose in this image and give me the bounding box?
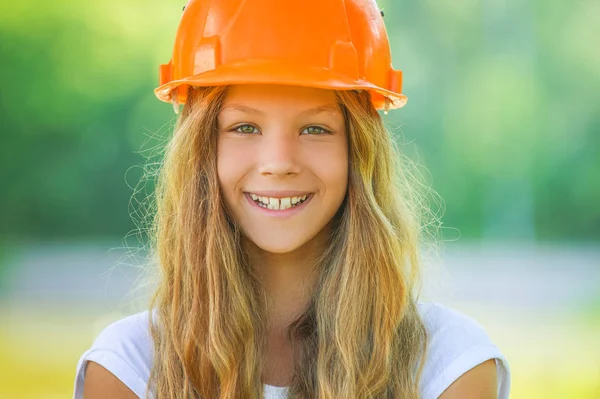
[257,132,301,177]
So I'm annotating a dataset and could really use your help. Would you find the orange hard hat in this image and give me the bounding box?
[155,0,407,111]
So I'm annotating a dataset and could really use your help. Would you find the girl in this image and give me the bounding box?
[74,1,510,398]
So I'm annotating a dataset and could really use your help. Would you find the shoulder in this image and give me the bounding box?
[73,310,154,399]
[73,304,511,399]
[416,302,511,399]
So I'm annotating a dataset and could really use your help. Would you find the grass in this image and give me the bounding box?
[1,304,599,398]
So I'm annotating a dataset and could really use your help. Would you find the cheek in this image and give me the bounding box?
[308,141,349,198]
[217,141,250,200]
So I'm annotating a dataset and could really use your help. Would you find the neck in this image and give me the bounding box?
[246,230,328,333]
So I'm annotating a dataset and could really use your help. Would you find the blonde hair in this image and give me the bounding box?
[146,86,432,398]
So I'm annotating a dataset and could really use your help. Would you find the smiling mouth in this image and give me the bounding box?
[246,193,312,210]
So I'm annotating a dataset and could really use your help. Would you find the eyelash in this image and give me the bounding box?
[232,124,331,135]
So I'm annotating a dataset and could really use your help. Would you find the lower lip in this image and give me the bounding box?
[244,193,313,218]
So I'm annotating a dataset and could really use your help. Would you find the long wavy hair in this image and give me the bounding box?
[145,85,433,398]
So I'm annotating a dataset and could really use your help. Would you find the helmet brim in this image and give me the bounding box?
[155,59,407,111]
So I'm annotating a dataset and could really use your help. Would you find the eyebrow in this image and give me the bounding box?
[219,103,341,117]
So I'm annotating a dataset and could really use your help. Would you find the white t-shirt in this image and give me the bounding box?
[73,302,510,399]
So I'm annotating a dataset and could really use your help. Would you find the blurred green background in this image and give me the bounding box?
[0,0,598,397]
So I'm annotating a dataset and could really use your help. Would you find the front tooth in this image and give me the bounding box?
[280,198,291,209]
[268,197,279,210]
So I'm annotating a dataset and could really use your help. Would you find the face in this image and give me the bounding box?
[217,84,348,254]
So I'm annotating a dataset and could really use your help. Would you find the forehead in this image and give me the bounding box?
[219,84,342,117]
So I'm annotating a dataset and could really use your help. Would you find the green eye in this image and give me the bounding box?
[235,124,258,134]
[303,126,328,135]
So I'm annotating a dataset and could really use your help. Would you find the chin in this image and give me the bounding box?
[245,229,321,255]
[250,237,307,254]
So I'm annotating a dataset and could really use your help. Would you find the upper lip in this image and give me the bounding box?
[244,190,313,198]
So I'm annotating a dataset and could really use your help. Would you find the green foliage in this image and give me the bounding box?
[0,0,598,240]
[384,0,600,240]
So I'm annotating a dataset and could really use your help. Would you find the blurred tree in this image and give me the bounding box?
[0,0,597,242]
